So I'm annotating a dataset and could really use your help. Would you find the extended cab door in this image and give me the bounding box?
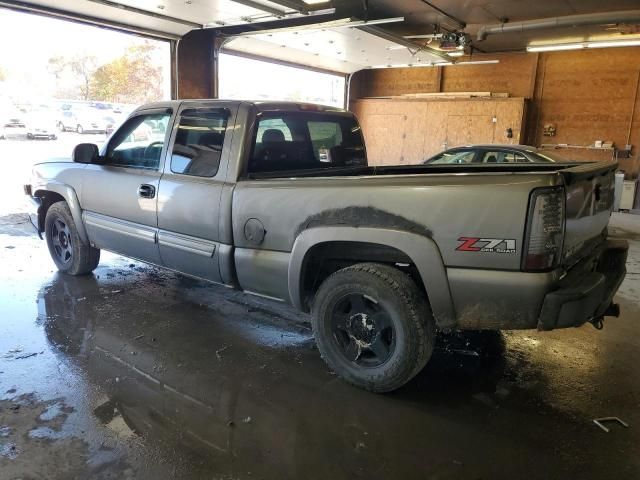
[81,108,174,264]
[156,103,238,283]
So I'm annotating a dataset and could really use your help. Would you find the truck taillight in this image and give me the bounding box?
[522,186,565,271]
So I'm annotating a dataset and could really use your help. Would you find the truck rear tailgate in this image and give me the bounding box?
[561,161,617,267]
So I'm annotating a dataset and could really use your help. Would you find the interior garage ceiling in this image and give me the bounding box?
[224,21,451,74]
[368,0,640,53]
[2,0,640,67]
[0,0,335,37]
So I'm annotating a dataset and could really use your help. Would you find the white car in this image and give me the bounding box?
[0,110,27,139]
[26,110,58,140]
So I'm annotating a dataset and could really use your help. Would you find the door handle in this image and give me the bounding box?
[138,184,156,199]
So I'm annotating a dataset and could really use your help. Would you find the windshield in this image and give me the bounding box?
[248,111,366,175]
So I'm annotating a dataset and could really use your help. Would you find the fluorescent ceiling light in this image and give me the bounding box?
[455,60,500,65]
[302,0,327,3]
[527,43,584,52]
[447,51,464,57]
[348,17,405,27]
[369,62,442,69]
[587,40,640,48]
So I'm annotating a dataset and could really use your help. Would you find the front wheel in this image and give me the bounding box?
[76,124,84,134]
[45,201,100,275]
[312,262,435,392]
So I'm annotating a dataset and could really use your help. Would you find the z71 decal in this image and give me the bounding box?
[456,237,516,254]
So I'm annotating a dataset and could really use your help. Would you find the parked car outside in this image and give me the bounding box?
[25,108,58,140]
[424,145,565,164]
[58,107,112,134]
[0,108,27,139]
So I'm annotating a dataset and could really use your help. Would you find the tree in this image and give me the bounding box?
[47,56,66,80]
[46,54,97,100]
[91,43,163,104]
[70,55,97,100]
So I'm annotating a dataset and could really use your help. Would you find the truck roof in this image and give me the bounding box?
[137,99,348,113]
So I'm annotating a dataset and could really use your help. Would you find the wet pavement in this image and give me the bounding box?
[0,212,639,479]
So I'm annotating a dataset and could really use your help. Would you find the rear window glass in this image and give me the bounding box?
[427,150,475,164]
[248,112,366,175]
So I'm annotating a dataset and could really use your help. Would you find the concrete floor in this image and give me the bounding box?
[0,212,638,479]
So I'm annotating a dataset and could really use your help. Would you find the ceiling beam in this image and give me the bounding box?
[418,0,465,30]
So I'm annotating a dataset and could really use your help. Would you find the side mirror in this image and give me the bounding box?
[72,143,99,164]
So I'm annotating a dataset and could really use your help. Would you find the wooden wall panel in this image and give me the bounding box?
[350,66,441,98]
[531,48,640,176]
[349,47,640,176]
[352,98,526,165]
[441,53,537,98]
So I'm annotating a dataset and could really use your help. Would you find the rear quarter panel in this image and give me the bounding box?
[232,172,560,270]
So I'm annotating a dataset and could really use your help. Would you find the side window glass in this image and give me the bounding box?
[482,151,502,163]
[483,151,528,163]
[170,109,228,177]
[105,112,171,169]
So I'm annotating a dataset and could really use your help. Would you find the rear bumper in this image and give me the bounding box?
[537,239,628,330]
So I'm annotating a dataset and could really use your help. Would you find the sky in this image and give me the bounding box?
[0,9,171,102]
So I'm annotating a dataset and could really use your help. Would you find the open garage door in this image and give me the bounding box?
[222,18,451,74]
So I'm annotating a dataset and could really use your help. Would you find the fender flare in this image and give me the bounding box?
[34,182,90,245]
[288,226,456,328]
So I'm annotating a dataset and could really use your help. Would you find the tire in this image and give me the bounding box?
[311,262,435,392]
[58,122,65,132]
[76,124,84,134]
[45,201,100,275]
[26,132,34,139]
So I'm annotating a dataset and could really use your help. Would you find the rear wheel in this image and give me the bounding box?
[312,262,435,392]
[45,201,100,275]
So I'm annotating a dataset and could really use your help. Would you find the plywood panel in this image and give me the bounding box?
[441,54,537,98]
[359,114,405,166]
[351,66,441,98]
[530,47,640,176]
[446,115,496,147]
[352,98,526,165]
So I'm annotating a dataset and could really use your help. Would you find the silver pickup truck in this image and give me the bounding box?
[25,100,628,392]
